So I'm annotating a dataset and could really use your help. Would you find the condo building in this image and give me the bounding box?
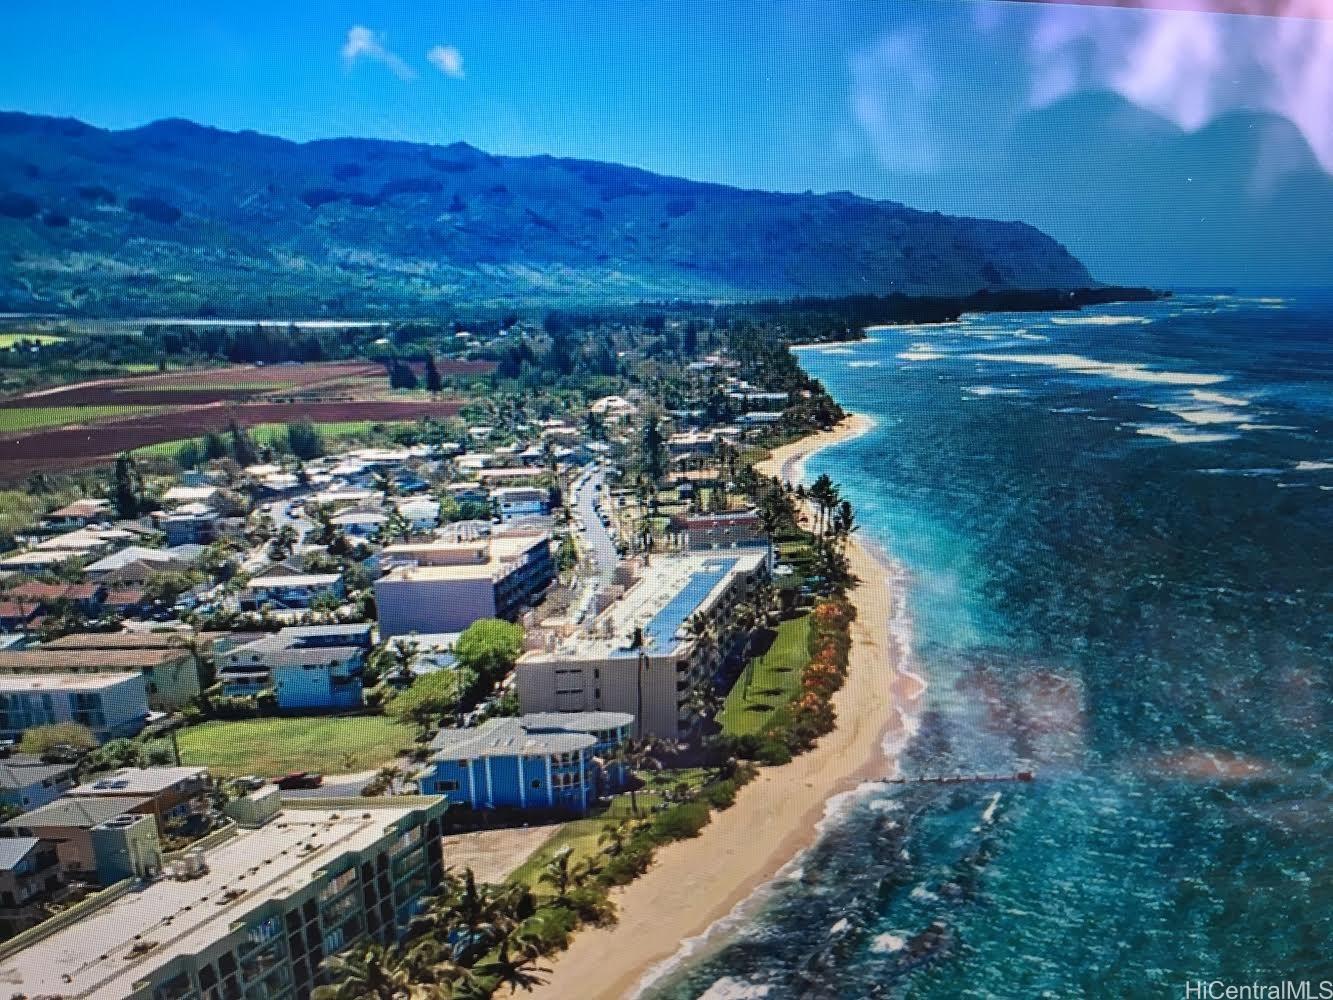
[515,550,767,738]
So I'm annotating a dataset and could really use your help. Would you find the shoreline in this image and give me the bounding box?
[528,413,925,1000]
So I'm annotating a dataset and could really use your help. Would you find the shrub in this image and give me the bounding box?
[651,801,711,841]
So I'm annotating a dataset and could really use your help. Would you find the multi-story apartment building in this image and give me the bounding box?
[0,672,150,743]
[375,529,554,637]
[0,797,448,1000]
[515,550,767,738]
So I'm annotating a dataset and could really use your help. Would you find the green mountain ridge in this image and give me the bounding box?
[0,112,1094,316]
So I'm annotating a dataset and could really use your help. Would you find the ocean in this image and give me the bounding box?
[641,291,1332,999]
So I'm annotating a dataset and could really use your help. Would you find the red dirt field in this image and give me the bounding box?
[2,360,495,408]
[0,399,464,481]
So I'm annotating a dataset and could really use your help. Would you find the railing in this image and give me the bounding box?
[163,819,238,861]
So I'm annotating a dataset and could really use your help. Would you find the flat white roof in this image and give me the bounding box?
[0,802,439,1000]
[0,671,142,693]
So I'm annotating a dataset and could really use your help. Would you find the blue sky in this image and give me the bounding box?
[4,1,1330,285]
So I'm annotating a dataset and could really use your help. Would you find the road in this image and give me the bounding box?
[571,466,617,586]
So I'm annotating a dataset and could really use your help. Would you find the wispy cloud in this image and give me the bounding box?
[1019,3,1333,172]
[849,32,943,174]
[427,44,465,79]
[341,25,416,81]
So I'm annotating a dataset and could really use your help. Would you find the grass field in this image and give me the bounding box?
[0,333,64,348]
[718,613,812,736]
[132,420,399,459]
[175,716,418,777]
[0,405,159,434]
[506,769,710,888]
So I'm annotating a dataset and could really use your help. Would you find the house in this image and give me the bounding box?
[0,798,447,1000]
[1,795,155,878]
[4,581,106,615]
[10,634,202,710]
[218,624,371,708]
[667,430,716,458]
[0,755,78,811]
[491,486,550,521]
[516,550,767,738]
[474,467,547,487]
[0,601,40,632]
[158,507,219,546]
[394,497,440,532]
[331,509,388,538]
[417,711,633,813]
[375,530,554,637]
[0,550,76,575]
[239,569,343,611]
[0,837,65,937]
[83,546,194,582]
[670,509,768,553]
[738,411,784,427]
[0,672,150,743]
[161,485,220,509]
[41,499,112,531]
[67,766,213,830]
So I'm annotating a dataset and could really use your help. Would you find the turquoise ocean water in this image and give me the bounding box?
[643,291,1331,999]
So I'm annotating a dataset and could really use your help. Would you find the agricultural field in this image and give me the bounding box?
[174,716,418,777]
[0,360,477,481]
[0,404,161,434]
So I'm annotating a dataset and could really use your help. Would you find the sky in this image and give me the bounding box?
[3,0,1331,285]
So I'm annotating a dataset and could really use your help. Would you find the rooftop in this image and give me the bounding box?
[0,800,444,1000]
[0,648,188,672]
[0,671,144,693]
[5,795,152,830]
[0,837,42,871]
[523,549,765,662]
[428,711,632,760]
[68,766,209,797]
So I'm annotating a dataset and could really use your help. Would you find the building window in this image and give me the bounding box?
[439,780,459,792]
[531,779,542,788]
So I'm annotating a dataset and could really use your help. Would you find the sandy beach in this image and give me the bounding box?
[529,413,925,1000]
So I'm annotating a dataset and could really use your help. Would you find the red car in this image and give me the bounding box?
[275,771,323,790]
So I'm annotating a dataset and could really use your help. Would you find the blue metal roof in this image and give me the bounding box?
[614,556,738,657]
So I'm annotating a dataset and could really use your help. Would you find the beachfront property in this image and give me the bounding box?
[239,568,343,612]
[516,549,768,738]
[417,711,633,813]
[375,529,554,637]
[0,672,150,743]
[670,509,768,554]
[217,624,371,708]
[0,797,449,1000]
[6,633,203,710]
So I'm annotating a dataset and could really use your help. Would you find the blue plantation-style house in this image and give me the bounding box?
[417,711,634,814]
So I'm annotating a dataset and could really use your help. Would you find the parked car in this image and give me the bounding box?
[276,771,323,790]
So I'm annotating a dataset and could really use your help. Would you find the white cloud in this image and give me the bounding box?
[427,44,465,79]
[341,25,416,81]
[849,32,943,174]
[1020,4,1333,173]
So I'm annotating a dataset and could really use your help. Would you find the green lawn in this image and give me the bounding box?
[718,614,812,737]
[175,716,418,777]
[0,405,159,434]
[506,769,710,888]
[0,332,64,348]
[132,420,406,460]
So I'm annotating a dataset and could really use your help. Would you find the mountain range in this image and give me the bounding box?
[0,112,1095,317]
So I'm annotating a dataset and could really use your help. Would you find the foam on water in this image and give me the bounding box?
[1132,424,1240,444]
[1048,314,1151,326]
[968,352,1229,386]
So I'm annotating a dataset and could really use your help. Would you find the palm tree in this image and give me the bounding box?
[615,737,668,815]
[731,602,760,699]
[313,944,412,1000]
[538,845,600,903]
[472,933,550,995]
[388,638,420,687]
